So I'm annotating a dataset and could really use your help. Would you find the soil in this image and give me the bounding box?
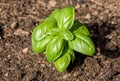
[0,0,120,81]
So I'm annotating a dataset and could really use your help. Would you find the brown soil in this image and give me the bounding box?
[0,0,120,81]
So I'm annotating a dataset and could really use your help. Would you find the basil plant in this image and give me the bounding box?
[32,6,95,72]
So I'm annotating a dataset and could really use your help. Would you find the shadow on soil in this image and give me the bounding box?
[67,22,120,72]
[67,52,87,72]
[0,24,4,39]
[89,22,120,58]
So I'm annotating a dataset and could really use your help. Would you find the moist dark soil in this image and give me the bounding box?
[0,0,120,81]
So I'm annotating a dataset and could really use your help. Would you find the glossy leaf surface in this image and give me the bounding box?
[32,36,52,53]
[54,50,71,72]
[62,30,74,40]
[51,6,74,30]
[73,25,90,36]
[71,20,90,36]
[46,37,64,62]
[32,17,57,42]
[69,34,95,56]
[70,20,82,32]
[68,49,75,62]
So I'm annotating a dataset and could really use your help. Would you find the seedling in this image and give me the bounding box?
[32,6,95,72]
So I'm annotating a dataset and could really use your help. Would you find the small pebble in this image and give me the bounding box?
[75,3,80,9]
[63,74,70,79]
[81,4,86,8]
[104,9,110,14]
[48,0,56,7]
[11,22,17,29]
[103,60,111,66]
[14,29,30,36]
[22,48,29,53]
[86,13,91,19]
[4,73,8,77]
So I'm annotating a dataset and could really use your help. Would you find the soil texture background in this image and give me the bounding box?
[0,0,120,81]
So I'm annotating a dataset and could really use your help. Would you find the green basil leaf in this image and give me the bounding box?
[70,20,82,32]
[51,6,74,30]
[32,36,52,53]
[54,50,71,72]
[70,20,90,36]
[62,30,74,40]
[73,25,90,36]
[46,37,64,62]
[32,17,57,42]
[69,34,95,56]
[50,8,61,18]
[68,49,75,62]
